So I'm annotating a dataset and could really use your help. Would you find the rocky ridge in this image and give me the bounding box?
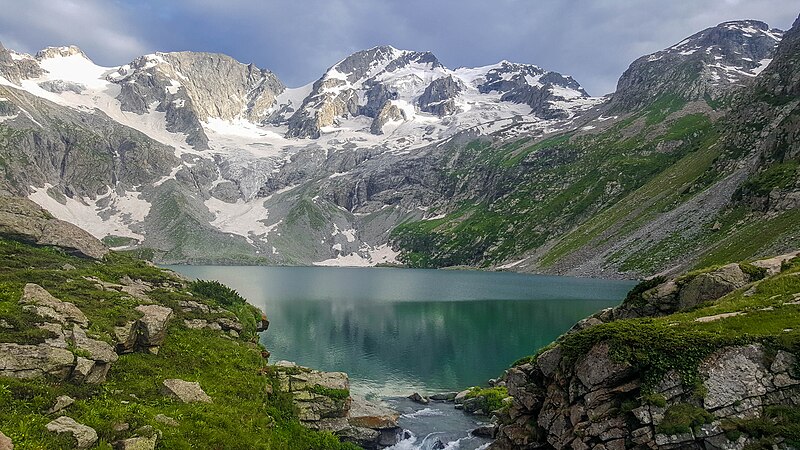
[488,251,800,449]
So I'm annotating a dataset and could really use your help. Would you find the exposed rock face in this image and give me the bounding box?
[110,51,285,148]
[45,416,98,449]
[161,379,212,403]
[0,197,108,259]
[418,76,463,116]
[0,42,42,84]
[491,343,800,450]
[370,102,406,134]
[273,363,400,449]
[477,61,589,119]
[610,20,783,110]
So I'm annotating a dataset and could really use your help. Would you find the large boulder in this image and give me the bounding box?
[45,416,98,449]
[0,197,108,259]
[0,343,74,379]
[131,305,173,353]
[678,264,750,310]
[19,284,88,327]
[161,379,212,403]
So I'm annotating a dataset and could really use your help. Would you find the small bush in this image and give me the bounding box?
[624,276,666,306]
[656,403,713,435]
[739,263,767,281]
[190,280,246,306]
[309,384,350,400]
[466,386,509,413]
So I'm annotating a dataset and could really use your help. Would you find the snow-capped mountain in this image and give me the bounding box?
[282,45,598,139]
[0,18,788,268]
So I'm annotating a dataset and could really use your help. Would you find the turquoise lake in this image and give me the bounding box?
[166,266,634,398]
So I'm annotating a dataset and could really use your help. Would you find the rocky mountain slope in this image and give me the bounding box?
[391,17,799,278]
[488,251,800,449]
[0,196,399,449]
[0,16,797,275]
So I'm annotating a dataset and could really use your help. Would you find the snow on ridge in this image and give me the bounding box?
[313,244,399,267]
[28,184,149,241]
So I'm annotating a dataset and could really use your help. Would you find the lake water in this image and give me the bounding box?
[166,266,633,398]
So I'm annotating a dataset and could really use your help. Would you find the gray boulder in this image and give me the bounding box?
[133,305,173,353]
[19,284,88,326]
[0,343,74,379]
[45,416,98,449]
[161,379,212,403]
[46,395,75,414]
[0,197,108,259]
[679,264,750,310]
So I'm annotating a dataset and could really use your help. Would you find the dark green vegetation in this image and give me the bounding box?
[0,237,357,449]
[724,405,800,448]
[465,386,509,414]
[656,403,714,435]
[391,95,737,271]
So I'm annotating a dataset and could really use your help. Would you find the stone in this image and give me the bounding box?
[0,197,108,260]
[429,392,458,401]
[112,423,130,432]
[154,414,179,427]
[114,321,137,353]
[407,392,429,404]
[575,342,633,389]
[71,357,94,383]
[161,379,212,403]
[701,344,770,410]
[70,325,118,363]
[335,426,381,449]
[472,424,497,438]
[348,396,399,429]
[655,432,695,446]
[46,395,75,414]
[631,426,653,445]
[135,305,173,349]
[770,350,796,374]
[115,435,157,450]
[0,343,75,379]
[45,416,98,449]
[19,284,88,326]
[454,389,471,404]
[0,431,12,450]
[678,264,750,310]
[536,346,563,378]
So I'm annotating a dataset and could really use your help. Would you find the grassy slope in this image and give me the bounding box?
[391,96,729,271]
[0,238,357,450]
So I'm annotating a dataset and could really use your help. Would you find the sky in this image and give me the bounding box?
[0,0,797,95]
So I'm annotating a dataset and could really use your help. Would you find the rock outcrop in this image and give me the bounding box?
[0,197,108,259]
[45,416,98,449]
[161,379,212,403]
[272,362,401,449]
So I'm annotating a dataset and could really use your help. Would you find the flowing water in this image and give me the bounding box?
[167,266,634,449]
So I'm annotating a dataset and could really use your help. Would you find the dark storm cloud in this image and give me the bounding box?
[0,0,797,95]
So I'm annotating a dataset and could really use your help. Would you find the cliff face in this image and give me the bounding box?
[490,253,800,449]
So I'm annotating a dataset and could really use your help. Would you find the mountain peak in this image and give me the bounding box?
[35,45,87,60]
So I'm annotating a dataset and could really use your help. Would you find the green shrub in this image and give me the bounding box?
[623,276,666,306]
[656,403,713,435]
[466,386,509,413]
[309,384,350,400]
[739,263,767,281]
[190,280,246,306]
